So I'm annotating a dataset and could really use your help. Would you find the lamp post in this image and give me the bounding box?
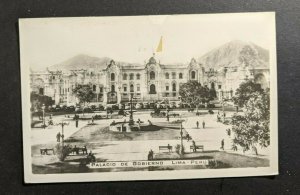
[129,93,134,125]
[56,121,69,147]
[42,104,46,129]
[180,122,184,155]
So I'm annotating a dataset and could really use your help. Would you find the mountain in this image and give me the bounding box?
[48,54,113,71]
[198,40,269,69]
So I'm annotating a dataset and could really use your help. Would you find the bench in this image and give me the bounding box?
[159,145,172,152]
[71,147,88,155]
[40,148,55,155]
[190,145,204,152]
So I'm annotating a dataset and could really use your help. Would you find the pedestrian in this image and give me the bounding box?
[56,132,61,142]
[148,149,154,160]
[76,119,79,128]
[202,121,205,129]
[192,140,196,152]
[186,133,190,142]
[196,121,199,129]
[220,139,224,150]
[167,144,171,152]
[91,116,94,124]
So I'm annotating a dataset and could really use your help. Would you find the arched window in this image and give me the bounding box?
[150,71,155,80]
[123,74,127,80]
[123,84,127,92]
[172,83,176,91]
[130,73,134,80]
[111,85,115,92]
[211,82,215,89]
[191,71,196,79]
[93,85,96,91]
[165,83,169,91]
[172,72,176,79]
[165,73,169,79]
[111,73,115,81]
[136,73,140,80]
[130,84,134,92]
[179,73,183,79]
[149,84,156,94]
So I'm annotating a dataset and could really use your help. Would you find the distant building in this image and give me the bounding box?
[30,55,269,105]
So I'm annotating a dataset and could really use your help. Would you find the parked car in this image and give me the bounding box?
[149,103,155,109]
[90,105,97,111]
[111,104,119,110]
[67,106,75,112]
[135,103,143,109]
[143,102,150,109]
[98,104,104,111]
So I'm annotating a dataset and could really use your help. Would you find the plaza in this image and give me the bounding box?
[31,107,270,173]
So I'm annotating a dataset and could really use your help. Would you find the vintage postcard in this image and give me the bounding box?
[19,12,278,183]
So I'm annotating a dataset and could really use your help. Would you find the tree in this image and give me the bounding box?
[179,81,209,111]
[72,84,95,115]
[30,92,54,111]
[208,87,217,100]
[231,85,270,155]
[232,80,264,108]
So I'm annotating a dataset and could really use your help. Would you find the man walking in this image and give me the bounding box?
[192,140,197,152]
[220,139,224,150]
[56,132,61,142]
[202,121,205,129]
[196,121,199,129]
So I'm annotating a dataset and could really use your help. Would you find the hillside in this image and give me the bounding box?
[48,54,112,71]
[198,40,269,69]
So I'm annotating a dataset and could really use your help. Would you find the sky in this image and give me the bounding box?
[19,12,275,70]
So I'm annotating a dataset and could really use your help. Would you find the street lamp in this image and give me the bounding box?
[129,93,135,125]
[180,122,184,155]
[56,121,69,147]
[42,104,46,129]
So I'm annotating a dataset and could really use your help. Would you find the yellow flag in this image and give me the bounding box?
[156,36,163,52]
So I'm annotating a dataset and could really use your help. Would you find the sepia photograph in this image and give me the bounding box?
[19,12,278,183]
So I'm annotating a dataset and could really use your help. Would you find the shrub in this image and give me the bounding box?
[175,144,185,155]
[55,144,72,161]
[207,104,215,108]
[118,109,125,115]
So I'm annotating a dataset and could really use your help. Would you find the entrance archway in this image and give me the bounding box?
[149,84,156,94]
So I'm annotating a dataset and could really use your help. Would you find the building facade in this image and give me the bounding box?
[30,55,270,106]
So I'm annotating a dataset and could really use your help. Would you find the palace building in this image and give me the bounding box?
[30,55,270,106]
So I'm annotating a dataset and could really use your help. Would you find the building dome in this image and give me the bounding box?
[148,56,157,64]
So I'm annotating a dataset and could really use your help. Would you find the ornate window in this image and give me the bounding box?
[179,73,183,79]
[166,83,169,91]
[123,74,127,80]
[130,84,134,92]
[172,83,176,91]
[136,73,140,80]
[191,71,196,79]
[130,73,134,80]
[149,84,156,94]
[111,73,115,81]
[172,72,176,79]
[111,85,115,92]
[150,71,155,80]
[165,73,169,79]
